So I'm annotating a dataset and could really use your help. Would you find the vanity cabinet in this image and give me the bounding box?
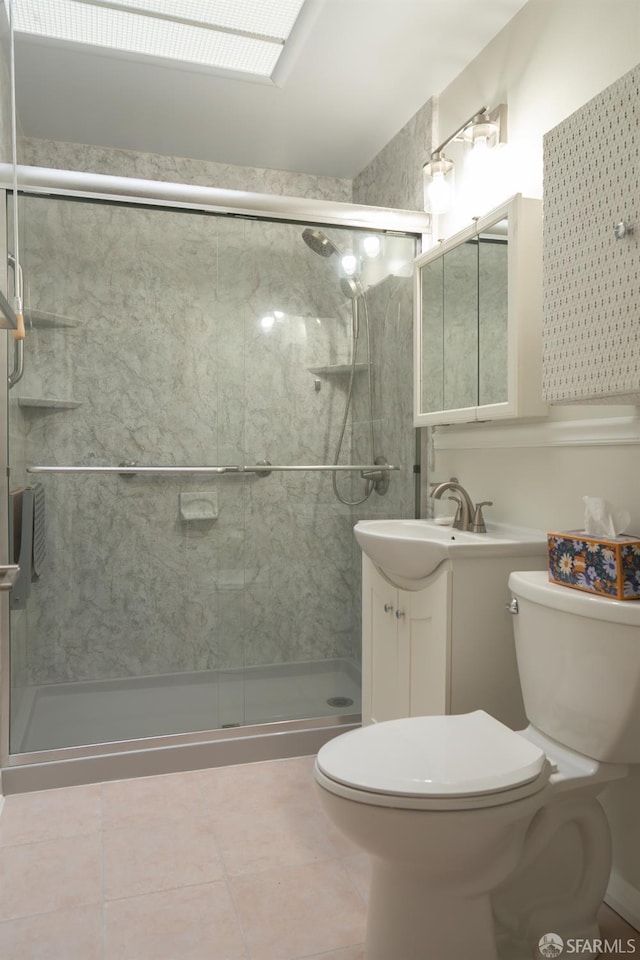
[413,194,547,425]
[361,552,547,730]
[361,555,450,724]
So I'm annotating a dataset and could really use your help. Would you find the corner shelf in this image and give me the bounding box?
[307,363,369,376]
[25,309,79,329]
[18,397,82,410]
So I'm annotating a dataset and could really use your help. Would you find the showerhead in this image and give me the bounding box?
[302,227,341,259]
[340,277,360,300]
[303,227,365,314]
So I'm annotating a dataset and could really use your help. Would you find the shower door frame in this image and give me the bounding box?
[0,169,428,792]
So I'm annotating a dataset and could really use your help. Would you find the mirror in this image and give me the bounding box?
[478,218,508,406]
[414,195,546,426]
[417,209,508,423]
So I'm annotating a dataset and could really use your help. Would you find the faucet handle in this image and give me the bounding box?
[447,495,463,527]
[471,500,493,533]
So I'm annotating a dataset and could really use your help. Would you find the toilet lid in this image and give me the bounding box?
[316,710,547,799]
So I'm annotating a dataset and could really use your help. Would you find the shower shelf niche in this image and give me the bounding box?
[25,309,79,329]
[18,397,82,410]
[307,363,369,376]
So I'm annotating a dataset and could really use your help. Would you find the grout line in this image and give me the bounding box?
[194,771,253,960]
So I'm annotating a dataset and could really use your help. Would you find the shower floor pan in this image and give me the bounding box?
[12,657,361,755]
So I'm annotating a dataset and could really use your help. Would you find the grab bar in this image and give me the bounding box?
[242,464,399,473]
[0,564,20,592]
[27,465,239,476]
[26,462,400,477]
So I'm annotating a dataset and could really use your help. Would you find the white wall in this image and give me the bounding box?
[429,0,640,531]
[427,0,640,920]
[436,0,640,236]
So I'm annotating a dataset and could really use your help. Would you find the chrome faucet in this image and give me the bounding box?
[430,477,492,533]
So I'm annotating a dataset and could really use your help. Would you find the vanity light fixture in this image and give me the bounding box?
[423,104,507,215]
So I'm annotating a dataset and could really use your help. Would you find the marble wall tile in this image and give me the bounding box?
[0,38,12,163]
[19,138,352,204]
[9,142,417,691]
[12,191,414,684]
[352,100,433,212]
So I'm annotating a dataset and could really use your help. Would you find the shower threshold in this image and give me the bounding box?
[4,659,361,793]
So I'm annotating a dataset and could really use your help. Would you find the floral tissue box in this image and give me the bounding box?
[547,531,640,600]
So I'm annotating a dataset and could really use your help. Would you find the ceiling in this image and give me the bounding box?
[11,0,530,179]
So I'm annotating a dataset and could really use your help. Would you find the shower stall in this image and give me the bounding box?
[0,166,425,791]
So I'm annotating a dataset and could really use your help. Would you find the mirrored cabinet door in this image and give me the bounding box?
[478,218,508,407]
[420,257,445,415]
[413,194,547,426]
[443,239,478,413]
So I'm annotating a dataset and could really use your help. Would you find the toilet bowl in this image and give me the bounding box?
[315,711,553,960]
[314,571,640,960]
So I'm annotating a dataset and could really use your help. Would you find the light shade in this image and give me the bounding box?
[423,155,455,216]
[423,104,507,216]
[463,119,499,148]
[12,0,307,78]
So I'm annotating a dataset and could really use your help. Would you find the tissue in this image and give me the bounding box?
[548,498,640,599]
[582,496,630,539]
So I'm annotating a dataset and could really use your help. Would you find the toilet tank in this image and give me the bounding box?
[509,571,640,763]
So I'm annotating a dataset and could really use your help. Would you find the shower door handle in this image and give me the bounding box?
[0,564,20,592]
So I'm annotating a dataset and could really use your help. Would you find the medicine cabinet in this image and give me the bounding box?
[413,194,547,426]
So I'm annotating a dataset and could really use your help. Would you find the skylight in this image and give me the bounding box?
[12,0,308,78]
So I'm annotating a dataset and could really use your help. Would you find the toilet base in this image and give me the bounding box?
[493,793,613,960]
[366,859,498,960]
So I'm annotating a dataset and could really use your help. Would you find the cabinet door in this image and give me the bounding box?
[401,570,451,717]
[362,557,451,724]
[543,64,640,402]
[414,194,546,425]
[362,560,403,725]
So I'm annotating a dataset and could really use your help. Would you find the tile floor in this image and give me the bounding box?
[0,754,637,959]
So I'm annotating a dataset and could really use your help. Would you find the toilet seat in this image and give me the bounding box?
[315,710,552,811]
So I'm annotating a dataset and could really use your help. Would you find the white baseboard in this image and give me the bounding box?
[606,869,640,931]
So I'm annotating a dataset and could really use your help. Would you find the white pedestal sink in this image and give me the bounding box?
[354,519,547,583]
[355,519,548,729]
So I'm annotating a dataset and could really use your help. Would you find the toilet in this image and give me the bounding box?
[314,571,640,960]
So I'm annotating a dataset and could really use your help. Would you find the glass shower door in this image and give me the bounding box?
[6,190,415,754]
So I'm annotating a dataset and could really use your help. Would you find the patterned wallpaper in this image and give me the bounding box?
[543,62,640,403]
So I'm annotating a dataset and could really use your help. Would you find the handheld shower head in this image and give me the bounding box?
[340,277,360,300]
[302,227,342,259]
[302,228,365,332]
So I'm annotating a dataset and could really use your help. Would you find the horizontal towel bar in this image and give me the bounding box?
[26,463,400,477]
